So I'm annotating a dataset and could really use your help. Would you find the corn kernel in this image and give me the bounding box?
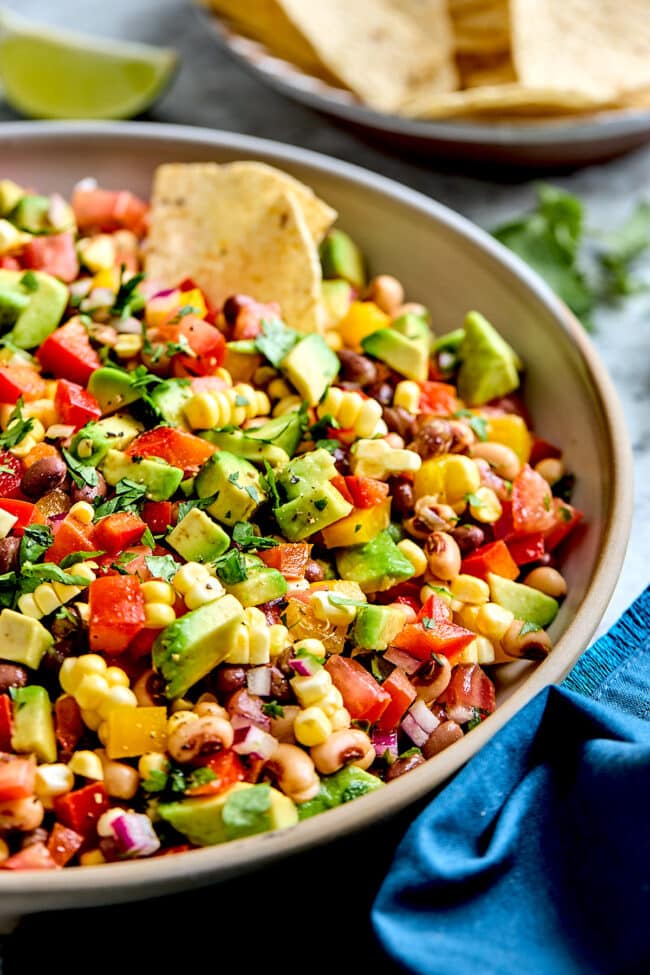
[293,638,327,660]
[476,602,514,642]
[248,619,271,666]
[105,666,130,689]
[227,625,250,665]
[309,591,356,627]
[393,380,420,414]
[76,654,107,677]
[318,685,344,717]
[68,750,104,781]
[32,583,61,617]
[272,395,303,417]
[24,399,58,429]
[267,377,291,400]
[97,721,110,745]
[351,438,421,480]
[183,391,221,429]
[141,580,175,605]
[144,602,177,629]
[330,707,352,731]
[114,334,143,359]
[269,623,290,657]
[75,602,90,623]
[172,561,211,595]
[17,593,41,619]
[420,582,453,607]
[456,635,496,665]
[58,659,79,693]
[35,763,74,799]
[469,486,502,524]
[79,849,106,866]
[52,581,82,603]
[70,562,97,583]
[69,501,95,525]
[97,686,138,718]
[443,456,482,504]
[97,807,125,837]
[291,669,331,708]
[138,752,170,780]
[450,574,490,605]
[294,707,332,746]
[78,234,116,272]
[454,604,481,631]
[184,579,225,610]
[324,330,343,351]
[397,539,428,577]
[75,674,109,710]
[80,708,102,731]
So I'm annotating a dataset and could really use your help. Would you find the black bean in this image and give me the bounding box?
[70,470,107,505]
[304,559,324,583]
[410,418,454,459]
[0,662,28,693]
[450,524,485,555]
[367,381,394,406]
[0,537,20,574]
[422,721,464,759]
[269,666,291,703]
[215,665,248,695]
[20,456,67,499]
[383,406,416,440]
[386,751,425,781]
[389,477,415,518]
[337,350,378,386]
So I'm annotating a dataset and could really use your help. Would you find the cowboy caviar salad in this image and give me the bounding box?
[0,163,581,869]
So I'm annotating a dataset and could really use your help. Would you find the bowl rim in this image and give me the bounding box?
[0,120,633,899]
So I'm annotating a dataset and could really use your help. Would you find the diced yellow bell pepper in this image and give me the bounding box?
[413,454,480,505]
[105,706,168,760]
[92,266,121,292]
[320,498,391,548]
[338,301,390,350]
[486,415,532,464]
[179,288,207,319]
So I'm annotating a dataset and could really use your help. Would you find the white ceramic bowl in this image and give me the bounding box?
[0,121,633,926]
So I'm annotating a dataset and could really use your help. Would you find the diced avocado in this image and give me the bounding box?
[10,685,57,763]
[0,180,24,216]
[362,327,428,382]
[0,608,52,669]
[100,449,183,501]
[393,312,432,350]
[225,565,287,607]
[153,593,245,698]
[194,452,266,527]
[87,366,143,415]
[148,379,193,430]
[9,193,75,234]
[248,411,305,457]
[457,311,521,406]
[433,327,465,354]
[298,766,383,821]
[336,529,415,593]
[277,448,338,496]
[167,508,229,562]
[0,284,29,327]
[0,269,68,349]
[319,229,366,290]
[280,333,339,406]
[158,783,252,846]
[487,572,559,628]
[353,603,407,650]
[224,341,263,383]
[275,482,353,541]
[322,278,353,327]
[201,428,289,469]
[94,413,144,451]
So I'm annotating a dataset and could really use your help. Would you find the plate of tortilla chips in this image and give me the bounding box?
[196,0,650,166]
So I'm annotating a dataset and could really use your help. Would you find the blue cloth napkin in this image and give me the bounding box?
[372,586,650,975]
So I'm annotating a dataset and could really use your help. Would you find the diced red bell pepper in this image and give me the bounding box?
[418,380,458,416]
[0,695,12,752]
[417,594,453,624]
[54,379,101,430]
[506,532,545,566]
[1,842,59,871]
[0,450,23,500]
[93,512,146,554]
[375,580,422,607]
[21,231,79,282]
[95,544,155,582]
[47,822,84,867]
[391,620,475,662]
[0,364,47,404]
[0,754,36,801]
[37,319,101,386]
[544,499,583,551]
[88,575,146,655]
[142,500,173,534]
[343,475,389,509]
[438,664,496,715]
[511,464,555,534]
[71,187,149,236]
[0,256,20,270]
[493,500,514,540]
[259,543,310,579]
[331,475,354,506]
[54,695,84,762]
[53,781,110,837]
[529,437,562,468]
[325,655,391,724]
[0,499,37,537]
[155,316,226,376]
[125,426,214,475]
[461,540,519,582]
[375,668,417,732]
[186,749,246,796]
[46,514,97,563]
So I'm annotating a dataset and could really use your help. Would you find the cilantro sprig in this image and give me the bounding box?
[0,398,34,449]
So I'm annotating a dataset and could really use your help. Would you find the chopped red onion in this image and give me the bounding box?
[229,689,271,731]
[48,193,70,229]
[447,704,475,725]
[371,729,399,761]
[111,812,160,858]
[114,316,143,334]
[246,666,272,698]
[232,723,278,761]
[400,713,429,747]
[151,287,177,299]
[384,646,421,675]
[288,656,320,678]
[408,699,440,736]
[81,287,114,311]
[68,278,92,300]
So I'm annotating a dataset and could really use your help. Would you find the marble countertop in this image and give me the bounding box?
[0,1,648,968]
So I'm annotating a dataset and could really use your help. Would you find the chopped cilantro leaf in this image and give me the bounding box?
[232,521,278,551]
[543,493,551,511]
[141,526,156,549]
[421,616,437,631]
[255,317,299,366]
[465,492,484,508]
[309,414,340,441]
[60,550,106,569]
[93,478,147,520]
[316,438,341,454]
[454,409,488,442]
[466,708,483,731]
[0,398,33,449]
[213,549,248,585]
[144,555,179,583]
[262,700,285,719]
[141,769,168,793]
[519,620,542,636]
[261,461,281,509]
[19,525,53,566]
[19,270,39,292]
[62,447,99,490]
[111,267,145,318]
[314,498,328,511]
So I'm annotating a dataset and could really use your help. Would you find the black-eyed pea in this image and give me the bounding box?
[424,531,462,581]
[523,566,568,598]
[310,729,375,776]
[470,442,521,481]
[265,743,320,803]
[366,275,405,315]
[534,458,564,485]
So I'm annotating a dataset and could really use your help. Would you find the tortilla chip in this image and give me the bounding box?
[511,0,650,100]
[450,0,510,55]
[400,82,614,120]
[388,0,459,93]
[458,52,516,89]
[145,163,328,333]
[276,0,456,112]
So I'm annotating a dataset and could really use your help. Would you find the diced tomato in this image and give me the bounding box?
[511,464,555,534]
[21,231,79,282]
[0,696,12,752]
[418,594,453,624]
[331,475,354,506]
[93,512,146,553]
[72,187,148,236]
[1,842,59,871]
[375,668,417,732]
[187,749,246,796]
[47,823,84,867]
[438,664,496,715]
[0,499,36,536]
[418,381,458,416]
[0,754,36,801]
[155,316,226,376]
[142,500,173,534]
[393,597,475,661]
[125,426,214,475]
[325,655,391,724]
[46,514,96,563]
[37,319,101,386]
[529,437,562,468]
[343,476,389,509]
[95,545,155,582]
[0,450,23,499]
[0,365,47,404]
[53,781,110,837]
[88,575,146,655]
[54,379,101,430]
[54,695,84,761]
[229,296,282,340]
[259,543,310,579]
[0,256,20,270]
[544,499,583,551]
[460,540,519,582]
[506,532,545,566]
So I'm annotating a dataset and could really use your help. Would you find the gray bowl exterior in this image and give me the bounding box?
[0,122,633,922]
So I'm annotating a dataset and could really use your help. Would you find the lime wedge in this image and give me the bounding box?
[0,8,178,119]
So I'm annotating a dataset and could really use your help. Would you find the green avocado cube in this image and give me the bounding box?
[153,593,245,699]
[100,449,183,501]
[322,278,353,326]
[167,508,229,563]
[456,311,521,406]
[0,269,68,349]
[353,603,407,650]
[280,333,339,406]
[11,685,57,763]
[487,572,558,628]
[148,379,193,430]
[275,481,353,542]
[297,767,383,821]
[319,229,366,290]
[158,782,297,845]
[336,529,415,593]
[361,327,429,382]
[194,451,266,526]
[0,284,29,328]
[224,565,287,607]
[201,428,289,468]
[158,783,252,846]
[88,366,143,415]
[277,448,338,498]
[0,609,52,669]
